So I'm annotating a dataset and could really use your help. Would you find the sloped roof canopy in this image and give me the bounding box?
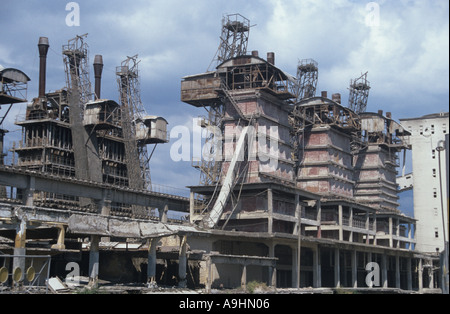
[0,68,31,84]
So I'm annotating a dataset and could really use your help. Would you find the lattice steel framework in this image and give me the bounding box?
[296,59,318,101]
[62,34,94,107]
[208,13,251,71]
[116,55,151,190]
[348,72,370,114]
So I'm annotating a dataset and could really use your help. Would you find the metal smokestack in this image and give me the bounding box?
[93,55,104,100]
[38,37,49,99]
[267,52,275,65]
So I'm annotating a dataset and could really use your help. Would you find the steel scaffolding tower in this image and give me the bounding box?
[63,34,94,107]
[116,55,151,190]
[296,59,318,101]
[348,72,370,114]
[208,13,251,71]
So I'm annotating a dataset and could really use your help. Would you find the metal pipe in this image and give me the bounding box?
[93,55,104,100]
[38,37,50,99]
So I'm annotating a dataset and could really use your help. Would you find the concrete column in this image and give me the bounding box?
[365,212,370,245]
[313,245,321,288]
[267,188,273,234]
[373,213,377,246]
[396,219,400,248]
[206,256,212,294]
[408,223,412,250]
[189,191,195,224]
[159,204,168,223]
[407,258,413,291]
[351,250,357,288]
[334,248,340,288]
[295,194,301,289]
[88,235,100,287]
[349,207,353,242]
[395,255,401,288]
[270,265,277,288]
[268,242,276,288]
[381,254,388,288]
[147,237,159,284]
[241,264,247,290]
[22,176,35,207]
[292,246,298,288]
[418,258,423,293]
[428,259,434,289]
[342,250,348,287]
[316,201,321,238]
[50,224,66,250]
[13,219,27,282]
[100,189,111,216]
[338,205,343,241]
[178,235,187,288]
[389,217,393,248]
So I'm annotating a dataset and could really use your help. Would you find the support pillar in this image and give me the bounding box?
[178,235,187,288]
[313,245,321,288]
[88,235,100,287]
[159,204,168,223]
[389,217,393,248]
[373,214,377,246]
[407,258,412,291]
[428,259,434,289]
[365,212,370,245]
[241,264,247,290]
[268,242,276,288]
[189,191,195,224]
[294,193,301,289]
[13,219,27,282]
[292,246,298,288]
[316,201,321,238]
[206,256,212,294]
[147,237,159,285]
[381,254,388,289]
[418,258,423,293]
[334,248,340,288]
[395,254,401,289]
[349,207,353,242]
[23,176,35,207]
[99,189,112,216]
[351,250,357,288]
[267,188,273,234]
[51,224,66,250]
[338,205,343,241]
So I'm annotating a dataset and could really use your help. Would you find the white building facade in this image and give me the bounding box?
[400,112,449,253]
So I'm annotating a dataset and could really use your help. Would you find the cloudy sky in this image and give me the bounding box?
[1,0,449,216]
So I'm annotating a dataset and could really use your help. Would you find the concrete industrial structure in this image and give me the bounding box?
[399,113,449,254]
[0,15,447,294]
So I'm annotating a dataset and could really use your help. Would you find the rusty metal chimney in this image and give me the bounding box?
[252,50,259,57]
[38,37,49,99]
[267,52,275,65]
[321,91,328,98]
[93,55,104,100]
[332,93,341,104]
